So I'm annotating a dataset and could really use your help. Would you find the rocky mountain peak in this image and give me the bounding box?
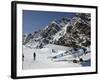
[23,13,91,48]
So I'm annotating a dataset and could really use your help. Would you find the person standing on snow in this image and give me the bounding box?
[33,52,36,61]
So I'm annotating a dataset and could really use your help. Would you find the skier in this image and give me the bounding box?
[33,52,36,61]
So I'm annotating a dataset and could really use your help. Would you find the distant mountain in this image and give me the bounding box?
[23,13,91,48]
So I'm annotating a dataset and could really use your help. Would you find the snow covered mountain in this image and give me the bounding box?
[23,13,91,49]
[22,13,91,69]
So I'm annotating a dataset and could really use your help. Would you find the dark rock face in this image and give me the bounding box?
[40,21,61,38]
[56,13,91,48]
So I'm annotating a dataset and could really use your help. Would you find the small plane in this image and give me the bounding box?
[49,48,90,63]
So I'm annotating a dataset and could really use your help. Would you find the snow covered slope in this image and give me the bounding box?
[23,44,82,69]
[23,44,90,69]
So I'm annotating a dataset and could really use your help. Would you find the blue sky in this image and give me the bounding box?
[23,10,76,34]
